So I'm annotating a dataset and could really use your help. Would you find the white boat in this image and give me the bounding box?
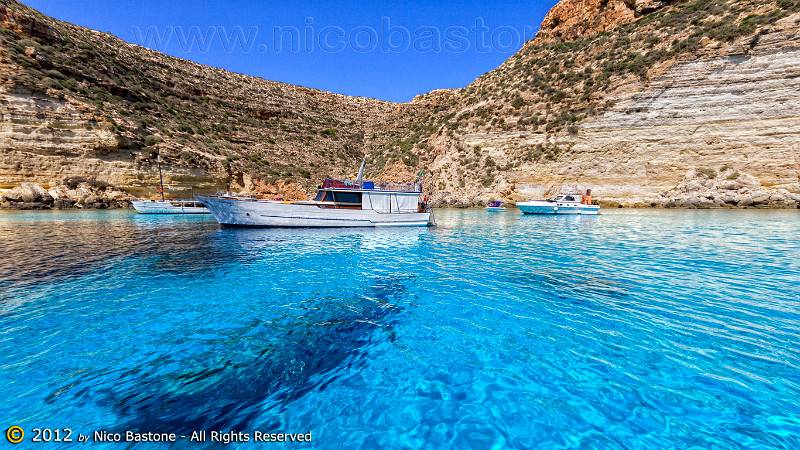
[199,160,432,228]
[199,187,431,227]
[518,191,600,215]
[131,149,210,214]
[486,200,506,212]
[132,199,210,214]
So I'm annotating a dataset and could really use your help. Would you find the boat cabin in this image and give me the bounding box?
[305,178,426,213]
[309,188,423,213]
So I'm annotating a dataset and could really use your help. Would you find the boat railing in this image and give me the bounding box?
[370,181,422,193]
[322,178,422,193]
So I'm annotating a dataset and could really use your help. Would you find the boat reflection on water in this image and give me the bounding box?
[0,211,217,293]
[216,225,430,256]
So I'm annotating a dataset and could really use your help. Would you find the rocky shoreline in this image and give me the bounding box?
[0,179,132,210]
[1,178,798,211]
[654,168,800,209]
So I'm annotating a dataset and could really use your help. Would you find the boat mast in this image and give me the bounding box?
[355,157,366,187]
[157,149,165,202]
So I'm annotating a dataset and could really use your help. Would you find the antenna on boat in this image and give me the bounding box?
[355,157,366,187]
[157,149,165,202]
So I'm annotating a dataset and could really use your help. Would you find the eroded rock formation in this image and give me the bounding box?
[538,0,675,42]
[0,178,131,209]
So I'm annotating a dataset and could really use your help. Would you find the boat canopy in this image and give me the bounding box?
[321,178,421,193]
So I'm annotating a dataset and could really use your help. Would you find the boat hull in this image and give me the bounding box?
[199,196,432,228]
[486,207,506,212]
[132,200,210,214]
[517,201,600,215]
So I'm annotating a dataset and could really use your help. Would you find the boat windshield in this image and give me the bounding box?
[164,201,204,207]
[313,189,363,208]
[550,195,579,202]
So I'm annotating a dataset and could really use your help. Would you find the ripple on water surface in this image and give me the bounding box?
[0,209,799,449]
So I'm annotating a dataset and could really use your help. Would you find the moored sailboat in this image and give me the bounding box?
[131,199,210,214]
[132,150,210,214]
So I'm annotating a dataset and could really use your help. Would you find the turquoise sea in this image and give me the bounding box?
[0,209,798,449]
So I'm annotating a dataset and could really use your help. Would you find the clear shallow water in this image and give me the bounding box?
[0,208,799,449]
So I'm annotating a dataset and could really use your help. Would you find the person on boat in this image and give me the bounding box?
[581,189,592,205]
[418,194,429,213]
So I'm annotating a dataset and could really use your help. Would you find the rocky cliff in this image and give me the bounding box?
[0,0,416,206]
[1,0,799,209]
[416,0,800,208]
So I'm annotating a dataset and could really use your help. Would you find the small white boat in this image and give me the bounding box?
[518,191,600,215]
[132,149,210,214]
[132,200,210,214]
[199,161,433,228]
[486,200,506,212]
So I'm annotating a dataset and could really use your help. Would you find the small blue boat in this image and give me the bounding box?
[486,200,506,212]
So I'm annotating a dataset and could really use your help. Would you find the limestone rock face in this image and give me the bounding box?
[0,88,133,186]
[632,0,669,15]
[428,12,800,208]
[232,177,309,201]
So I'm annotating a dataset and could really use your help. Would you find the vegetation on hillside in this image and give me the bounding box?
[374,0,799,186]
[0,0,412,188]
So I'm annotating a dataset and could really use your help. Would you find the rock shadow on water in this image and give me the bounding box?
[0,218,239,290]
[504,270,630,306]
[59,275,412,435]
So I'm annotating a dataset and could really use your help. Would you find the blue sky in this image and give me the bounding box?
[23,0,558,102]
